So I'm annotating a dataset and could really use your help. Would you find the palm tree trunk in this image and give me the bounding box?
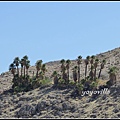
[67,69,69,83]
[17,66,19,76]
[12,69,15,77]
[63,71,66,82]
[78,66,80,83]
[21,67,23,76]
[24,66,26,77]
[94,68,97,80]
[98,68,102,79]
[36,70,38,78]
[33,71,34,77]
[85,65,87,80]
[62,69,65,80]
[26,69,28,75]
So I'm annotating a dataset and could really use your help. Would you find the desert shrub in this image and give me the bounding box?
[76,83,84,94]
[69,80,75,85]
[12,76,52,93]
[81,79,86,85]
[90,81,98,90]
[39,78,52,86]
[56,78,67,89]
[83,80,91,90]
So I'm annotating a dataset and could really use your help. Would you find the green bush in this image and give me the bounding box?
[90,81,98,90]
[69,80,75,85]
[76,83,84,91]
[12,75,52,93]
[40,78,52,86]
[81,79,86,85]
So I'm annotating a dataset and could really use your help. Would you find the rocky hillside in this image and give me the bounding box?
[0,47,120,118]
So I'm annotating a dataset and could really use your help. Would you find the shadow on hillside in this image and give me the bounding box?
[31,84,82,101]
[109,85,120,98]
[37,85,55,96]
[0,88,14,96]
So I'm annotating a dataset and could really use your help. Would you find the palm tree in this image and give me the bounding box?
[23,55,28,77]
[60,59,66,80]
[77,56,82,83]
[66,59,71,83]
[25,60,30,75]
[41,64,47,79]
[90,55,95,68]
[9,63,16,77]
[35,60,43,78]
[84,56,90,80]
[20,58,24,76]
[89,65,94,80]
[108,66,118,85]
[94,58,99,80]
[98,59,106,79]
[51,71,59,85]
[73,66,78,83]
[13,57,20,76]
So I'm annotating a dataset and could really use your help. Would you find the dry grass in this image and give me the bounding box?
[97,79,108,86]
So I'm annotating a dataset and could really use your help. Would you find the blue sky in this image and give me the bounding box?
[0,1,120,74]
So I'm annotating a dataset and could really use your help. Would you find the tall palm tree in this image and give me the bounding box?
[77,56,82,83]
[13,57,20,76]
[20,58,24,76]
[66,59,71,83]
[41,64,47,79]
[23,55,28,77]
[9,63,16,77]
[89,65,94,80]
[90,55,95,68]
[84,56,90,80]
[73,66,78,83]
[98,59,106,79]
[35,60,43,78]
[60,59,66,80]
[94,58,99,80]
[25,60,30,75]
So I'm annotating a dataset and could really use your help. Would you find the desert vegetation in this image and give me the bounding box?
[9,55,51,93]
[9,54,118,94]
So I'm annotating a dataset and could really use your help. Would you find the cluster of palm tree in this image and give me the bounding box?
[51,55,108,92]
[9,55,30,78]
[9,54,118,93]
[52,55,106,83]
[9,56,48,92]
[35,60,47,80]
[76,55,107,91]
[51,59,71,85]
[9,55,30,92]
